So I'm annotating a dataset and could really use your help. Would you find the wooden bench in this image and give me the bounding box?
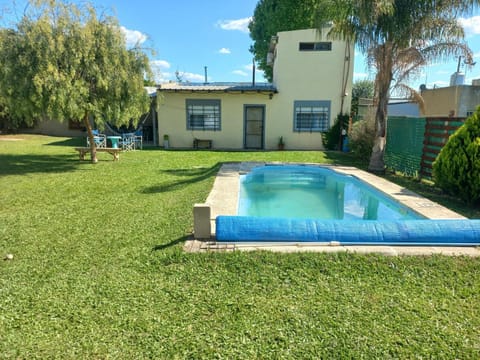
[193,138,212,149]
[74,147,122,161]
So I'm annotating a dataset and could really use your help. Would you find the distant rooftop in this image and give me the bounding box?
[158,82,277,93]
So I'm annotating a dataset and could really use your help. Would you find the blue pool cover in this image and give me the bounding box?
[215,216,480,246]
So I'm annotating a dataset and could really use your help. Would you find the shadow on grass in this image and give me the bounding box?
[45,137,85,147]
[0,154,80,176]
[141,163,222,194]
[152,234,192,251]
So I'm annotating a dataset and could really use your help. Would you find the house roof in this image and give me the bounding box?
[145,86,158,97]
[158,82,277,94]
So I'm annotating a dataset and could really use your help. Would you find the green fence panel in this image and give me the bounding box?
[385,116,426,176]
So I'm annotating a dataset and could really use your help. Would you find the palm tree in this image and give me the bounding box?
[325,0,479,172]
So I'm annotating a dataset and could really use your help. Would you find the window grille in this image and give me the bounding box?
[293,101,330,132]
[186,99,221,131]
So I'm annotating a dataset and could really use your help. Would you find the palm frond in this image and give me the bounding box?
[392,83,425,114]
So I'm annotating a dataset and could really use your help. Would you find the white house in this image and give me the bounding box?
[156,28,354,150]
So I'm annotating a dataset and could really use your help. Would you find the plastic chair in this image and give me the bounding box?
[120,133,135,151]
[86,129,107,148]
[133,129,143,150]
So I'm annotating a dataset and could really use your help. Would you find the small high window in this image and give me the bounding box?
[186,99,221,131]
[299,42,332,51]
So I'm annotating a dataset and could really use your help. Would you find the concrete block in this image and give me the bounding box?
[194,204,211,239]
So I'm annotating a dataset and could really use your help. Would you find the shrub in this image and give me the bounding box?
[432,108,480,204]
[323,114,348,150]
[348,110,376,159]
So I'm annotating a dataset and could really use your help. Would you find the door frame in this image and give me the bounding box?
[243,104,265,150]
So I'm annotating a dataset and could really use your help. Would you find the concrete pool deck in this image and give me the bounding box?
[185,162,480,256]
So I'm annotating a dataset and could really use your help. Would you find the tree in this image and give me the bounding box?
[249,0,324,82]
[433,107,480,204]
[325,0,478,173]
[351,79,374,116]
[0,0,152,162]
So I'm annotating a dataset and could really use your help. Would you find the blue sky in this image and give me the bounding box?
[2,0,480,90]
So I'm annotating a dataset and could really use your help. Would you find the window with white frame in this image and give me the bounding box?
[186,99,221,131]
[293,101,330,132]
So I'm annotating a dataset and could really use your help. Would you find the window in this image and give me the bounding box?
[186,99,221,131]
[299,42,332,51]
[293,101,330,132]
[68,119,85,130]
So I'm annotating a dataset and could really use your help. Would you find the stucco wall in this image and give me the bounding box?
[272,28,353,117]
[22,119,85,138]
[422,87,459,117]
[422,85,480,117]
[158,92,272,149]
[458,86,480,116]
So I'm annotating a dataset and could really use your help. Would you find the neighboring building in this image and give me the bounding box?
[421,83,480,118]
[21,118,88,137]
[20,87,158,144]
[357,98,421,119]
[388,99,421,117]
[157,28,354,150]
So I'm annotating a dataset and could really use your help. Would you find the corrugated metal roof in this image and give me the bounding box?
[158,82,277,93]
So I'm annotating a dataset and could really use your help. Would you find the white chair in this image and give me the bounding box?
[133,129,143,150]
[120,133,135,151]
[86,130,107,148]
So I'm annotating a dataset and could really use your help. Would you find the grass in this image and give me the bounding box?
[1,134,479,359]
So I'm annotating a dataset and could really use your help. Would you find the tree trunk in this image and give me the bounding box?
[368,44,393,174]
[83,112,97,163]
[368,99,388,173]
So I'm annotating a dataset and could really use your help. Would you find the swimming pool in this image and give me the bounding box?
[238,165,423,220]
[214,164,480,246]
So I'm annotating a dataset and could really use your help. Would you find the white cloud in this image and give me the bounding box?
[218,48,231,54]
[459,16,480,35]
[183,72,206,82]
[353,72,369,80]
[233,70,248,77]
[120,26,147,47]
[428,80,449,88]
[151,60,171,70]
[150,60,173,83]
[217,17,252,33]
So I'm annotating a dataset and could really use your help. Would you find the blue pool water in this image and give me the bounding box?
[238,165,424,220]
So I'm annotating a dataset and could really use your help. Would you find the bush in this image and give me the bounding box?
[348,110,376,159]
[432,108,480,204]
[323,114,348,150]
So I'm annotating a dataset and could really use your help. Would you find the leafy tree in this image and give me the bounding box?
[0,0,152,162]
[433,108,480,204]
[325,0,478,173]
[249,0,324,82]
[351,79,374,116]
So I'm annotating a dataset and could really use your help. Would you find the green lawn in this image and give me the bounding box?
[1,135,479,359]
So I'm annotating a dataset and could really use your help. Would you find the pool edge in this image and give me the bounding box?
[187,162,480,256]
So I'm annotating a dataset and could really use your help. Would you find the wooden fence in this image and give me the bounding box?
[419,117,464,178]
